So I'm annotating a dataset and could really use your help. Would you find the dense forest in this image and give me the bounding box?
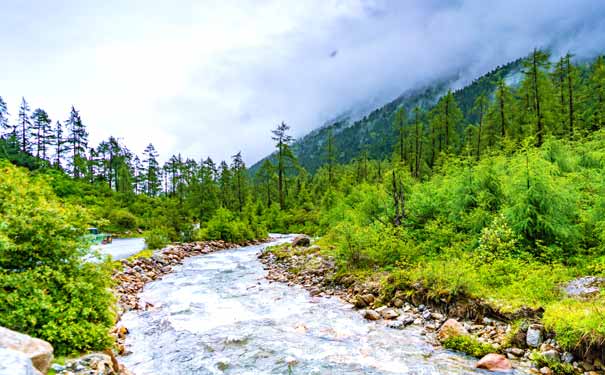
[2,48,605,366]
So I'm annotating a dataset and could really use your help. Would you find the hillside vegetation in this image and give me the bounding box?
[1,48,605,361]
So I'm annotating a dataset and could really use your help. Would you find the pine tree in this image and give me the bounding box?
[142,143,160,196]
[231,151,247,212]
[256,159,275,207]
[271,122,294,210]
[65,106,89,177]
[52,121,66,168]
[30,108,51,159]
[413,106,423,177]
[218,161,232,209]
[17,97,32,153]
[0,97,9,138]
[521,48,552,146]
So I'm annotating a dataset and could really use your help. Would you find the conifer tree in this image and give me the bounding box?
[65,106,89,177]
[52,121,66,168]
[271,122,294,210]
[393,107,406,163]
[231,151,247,212]
[31,108,51,159]
[325,128,337,187]
[142,143,160,196]
[586,55,605,131]
[521,48,552,146]
[0,97,9,138]
[473,94,488,160]
[17,97,32,153]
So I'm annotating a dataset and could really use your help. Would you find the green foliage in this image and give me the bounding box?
[530,352,575,375]
[198,207,266,243]
[143,228,171,250]
[442,335,497,358]
[0,162,114,355]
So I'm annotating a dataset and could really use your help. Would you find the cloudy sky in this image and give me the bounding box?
[1,1,605,164]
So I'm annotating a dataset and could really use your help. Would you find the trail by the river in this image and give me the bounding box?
[118,236,526,374]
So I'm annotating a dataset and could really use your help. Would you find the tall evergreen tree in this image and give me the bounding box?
[31,108,51,159]
[271,122,294,210]
[0,97,9,138]
[65,106,89,177]
[393,107,406,163]
[521,48,552,146]
[142,143,160,196]
[17,97,32,153]
[231,151,247,212]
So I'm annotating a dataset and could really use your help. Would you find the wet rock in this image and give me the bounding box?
[561,352,574,363]
[564,276,605,298]
[539,366,552,375]
[526,324,543,348]
[0,326,53,374]
[291,235,311,247]
[379,308,399,320]
[437,319,468,341]
[362,310,381,321]
[541,349,560,363]
[421,310,432,320]
[353,295,368,308]
[391,297,404,308]
[360,294,375,306]
[475,353,512,372]
[0,347,38,375]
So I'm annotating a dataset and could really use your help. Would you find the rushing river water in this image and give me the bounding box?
[120,236,528,375]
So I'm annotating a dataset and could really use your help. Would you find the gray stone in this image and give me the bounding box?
[291,235,311,247]
[526,324,543,348]
[0,348,37,375]
[0,326,53,373]
[362,310,381,321]
[541,349,560,363]
[561,352,574,363]
[563,276,605,298]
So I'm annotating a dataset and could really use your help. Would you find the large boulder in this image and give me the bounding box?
[0,326,53,374]
[291,235,311,247]
[362,310,381,321]
[0,348,39,375]
[476,354,512,372]
[437,319,468,341]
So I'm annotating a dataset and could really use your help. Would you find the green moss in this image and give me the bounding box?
[442,335,497,358]
[542,297,605,352]
[530,352,575,375]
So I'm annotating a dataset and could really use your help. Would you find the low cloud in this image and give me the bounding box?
[1,0,604,164]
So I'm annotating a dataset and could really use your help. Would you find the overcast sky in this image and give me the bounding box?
[1,1,605,165]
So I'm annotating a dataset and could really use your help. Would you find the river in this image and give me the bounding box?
[119,236,528,374]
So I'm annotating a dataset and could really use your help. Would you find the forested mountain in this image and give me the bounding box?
[250,56,534,173]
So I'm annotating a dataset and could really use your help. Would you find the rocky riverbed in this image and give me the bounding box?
[259,235,604,375]
[51,238,266,375]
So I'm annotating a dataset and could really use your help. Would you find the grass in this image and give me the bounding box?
[442,335,497,358]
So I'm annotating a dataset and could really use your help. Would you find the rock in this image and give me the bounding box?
[541,349,560,363]
[563,276,605,298]
[561,352,573,363]
[437,319,468,341]
[391,298,404,308]
[539,367,552,375]
[362,310,381,321]
[526,324,543,348]
[353,295,367,308]
[509,347,525,357]
[379,308,399,320]
[0,326,53,374]
[291,235,311,247]
[360,294,375,306]
[0,348,38,375]
[421,310,432,320]
[475,354,512,372]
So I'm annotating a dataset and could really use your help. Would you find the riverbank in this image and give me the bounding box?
[51,238,268,375]
[259,237,604,375]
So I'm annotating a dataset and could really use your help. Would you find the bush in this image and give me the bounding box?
[144,228,171,250]
[108,209,137,231]
[442,335,497,358]
[198,208,260,243]
[0,163,115,355]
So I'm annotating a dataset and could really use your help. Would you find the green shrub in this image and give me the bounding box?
[442,335,497,358]
[144,228,171,250]
[0,163,115,355]
[108,209,137,231]
[530,352,575,375]
[198,208,264,243]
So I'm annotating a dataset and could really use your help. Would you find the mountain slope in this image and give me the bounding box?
[251,57,524,174]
